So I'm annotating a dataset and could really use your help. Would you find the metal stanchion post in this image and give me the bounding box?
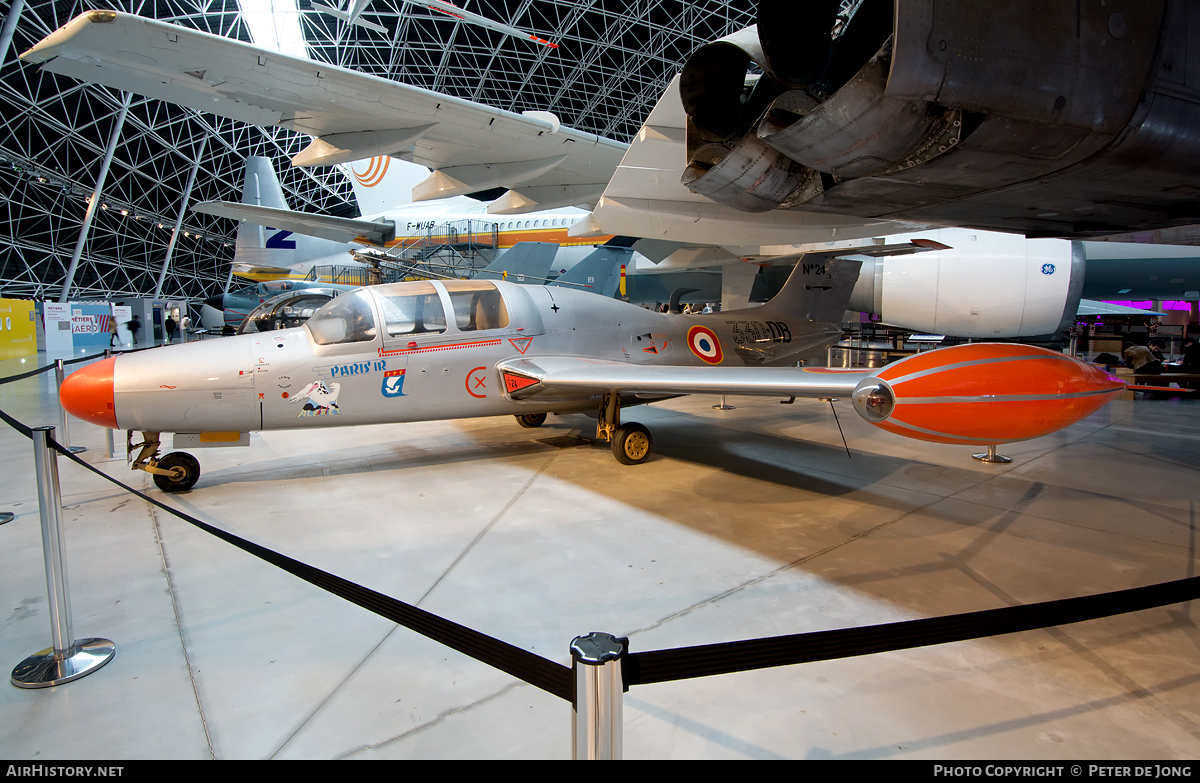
[103,350,116,459]
[54,359,86,454]
[11,427,115,688]
[973,444,1013,464]
[712,394,734,410]
[571,632,626,760]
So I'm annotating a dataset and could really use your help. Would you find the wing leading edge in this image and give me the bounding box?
[498,356,869,401]
[22,12,624,212]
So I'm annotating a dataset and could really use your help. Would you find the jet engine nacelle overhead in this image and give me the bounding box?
[681,0,1200,237]
[845,232,1084,338]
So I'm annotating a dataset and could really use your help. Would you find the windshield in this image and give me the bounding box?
[304,289,377,345]
[239,291,338,335]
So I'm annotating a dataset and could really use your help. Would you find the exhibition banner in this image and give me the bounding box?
[42,301,126,352]
[70,303,116,349]
[42,302,73,353]
[0,298,36,360]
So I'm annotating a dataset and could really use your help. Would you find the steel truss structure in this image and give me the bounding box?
[0,0,753,303]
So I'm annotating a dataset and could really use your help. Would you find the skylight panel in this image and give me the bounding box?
[239,0,310,59]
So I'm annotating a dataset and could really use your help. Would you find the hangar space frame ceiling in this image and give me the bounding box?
[0,0,755,302]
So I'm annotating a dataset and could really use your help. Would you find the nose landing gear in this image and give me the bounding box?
[127,431,201,492]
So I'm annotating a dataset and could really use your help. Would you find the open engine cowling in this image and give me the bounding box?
[681,0,1200,237]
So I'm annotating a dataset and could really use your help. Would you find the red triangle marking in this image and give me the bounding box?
[504,373,540,393]
[509,337,533,354]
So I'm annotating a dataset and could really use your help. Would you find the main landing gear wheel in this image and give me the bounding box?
[612,423,653,465]
[515,412,548,428]
[152,452,201,492]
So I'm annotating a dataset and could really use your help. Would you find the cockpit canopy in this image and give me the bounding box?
[304,280,510,346]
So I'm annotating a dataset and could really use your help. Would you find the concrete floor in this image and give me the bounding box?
[1,346,1199,760]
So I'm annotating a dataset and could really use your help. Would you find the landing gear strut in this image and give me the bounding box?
[597,392,653,465]
[127,431,201,492]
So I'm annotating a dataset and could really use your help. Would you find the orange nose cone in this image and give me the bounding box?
[59,357,118,429]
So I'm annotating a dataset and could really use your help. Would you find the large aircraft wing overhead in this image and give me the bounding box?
[22,12,626,209]
[586,74,927,247]
[192,201,395,245]
[497,356,870,401]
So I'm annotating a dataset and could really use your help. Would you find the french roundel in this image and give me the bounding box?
[687,325,723,364]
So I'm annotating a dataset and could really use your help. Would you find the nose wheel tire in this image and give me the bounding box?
[515,412,548,428]
[153,452,201,492]
[612,422,653,465]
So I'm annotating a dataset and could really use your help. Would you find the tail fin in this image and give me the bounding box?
[549,246,628,297]
[475,242,557,283]
[338,156,431,216]
[747,257,863,323]
[233,156,350,278]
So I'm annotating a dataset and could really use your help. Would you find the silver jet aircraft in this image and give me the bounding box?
[60,245,1126,491]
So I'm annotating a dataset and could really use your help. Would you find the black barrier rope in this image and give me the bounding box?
[38,432,575,702]
[623,577,1200,686]
[0,363,56,385]
[0,405,33,438]
[0,346,166,387]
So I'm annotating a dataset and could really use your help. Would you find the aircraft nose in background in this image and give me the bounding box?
[59,357,118,429]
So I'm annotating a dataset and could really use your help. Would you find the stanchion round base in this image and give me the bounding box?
[972,446,1012,464]
[712,403,735,410]
[11,638,115,688]
[0,512,13,525]
[67,445,86,454]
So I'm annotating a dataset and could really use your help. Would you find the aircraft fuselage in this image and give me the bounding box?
[112,279,837,435]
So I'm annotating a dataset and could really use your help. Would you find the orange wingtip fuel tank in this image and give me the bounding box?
[58,356,118,429]
[849,344,1125,445]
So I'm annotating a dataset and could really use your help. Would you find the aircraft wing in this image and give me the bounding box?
[22,12,625,208]
[407,0,559,48]
[192,201,394,245]
[497,356,870,401]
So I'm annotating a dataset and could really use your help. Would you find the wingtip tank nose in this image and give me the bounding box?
[855,344,1125,445]
[59,356,118,429]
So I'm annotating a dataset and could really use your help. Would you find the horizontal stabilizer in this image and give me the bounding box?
[1076,299,1164,316]
[475,242,557,283]
[193,201,395,245]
